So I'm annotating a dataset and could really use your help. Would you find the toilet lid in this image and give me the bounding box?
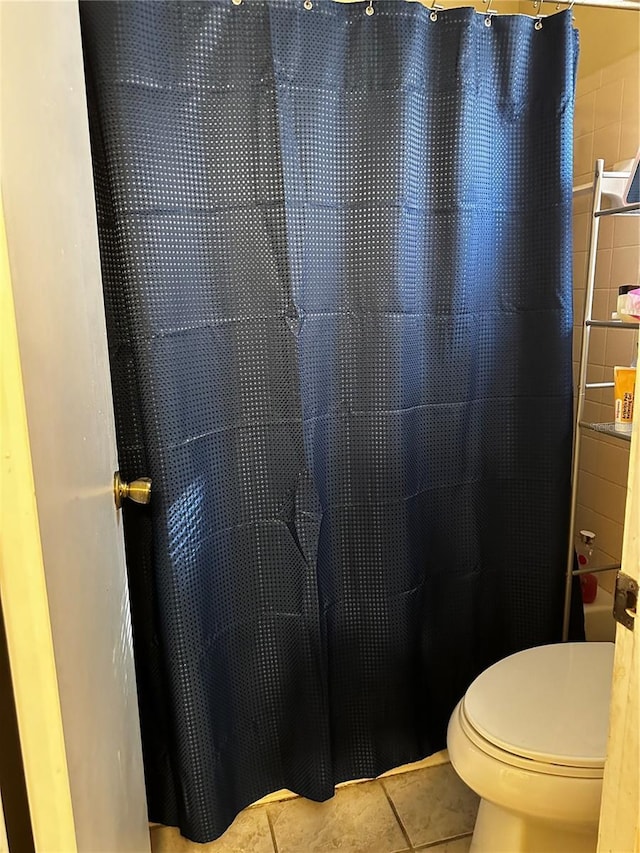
[463,643,614,769]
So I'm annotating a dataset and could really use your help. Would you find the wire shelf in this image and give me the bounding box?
[579,421,633,442]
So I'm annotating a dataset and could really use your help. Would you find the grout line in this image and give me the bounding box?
[265,805,280,853]
[413,832,473,851]
[380,780,413,852]
[381,762,451,784]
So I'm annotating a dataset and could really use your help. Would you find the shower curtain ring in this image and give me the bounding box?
[231,0,242,5]
[559,0,576,14]
[304,0,313,8]
[365,1,375,16]
[429,0,443,21]
[483,0,497,25]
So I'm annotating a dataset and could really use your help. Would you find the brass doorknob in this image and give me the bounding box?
[114,471,152,509]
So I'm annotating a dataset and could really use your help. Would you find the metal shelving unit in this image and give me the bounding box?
[561,159,639,641]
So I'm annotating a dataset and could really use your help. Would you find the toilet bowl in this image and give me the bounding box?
[447,642,614,853]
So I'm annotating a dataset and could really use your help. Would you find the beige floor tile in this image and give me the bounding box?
[416,835,472,852]
[379,749,450,778]
[149,806,274,853]
[382,763,479,848]
[267,780,409,853]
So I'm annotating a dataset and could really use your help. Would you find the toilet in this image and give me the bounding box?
[447,642,614,853]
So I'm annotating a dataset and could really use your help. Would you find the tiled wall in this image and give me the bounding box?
[572,51,640,592]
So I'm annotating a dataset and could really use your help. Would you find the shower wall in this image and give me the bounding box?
[572,45,640,594]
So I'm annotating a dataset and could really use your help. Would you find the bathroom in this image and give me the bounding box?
[0,1,639,852]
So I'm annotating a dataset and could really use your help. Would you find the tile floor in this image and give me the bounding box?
[150,760,479,853]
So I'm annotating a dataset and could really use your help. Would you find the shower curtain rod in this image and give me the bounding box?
[534,0,640,11]
[335,0,640,13]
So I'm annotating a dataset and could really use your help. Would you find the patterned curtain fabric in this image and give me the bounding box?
[80,1,578,842]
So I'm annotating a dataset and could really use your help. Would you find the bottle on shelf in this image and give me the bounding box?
[614,285,640,323]
[577,529,598,604]
[613,365,636,434]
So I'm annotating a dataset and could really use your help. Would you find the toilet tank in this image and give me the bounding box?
[584,586,616,642]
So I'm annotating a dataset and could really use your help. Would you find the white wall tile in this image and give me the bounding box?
[621,68,640,128]
[597,215,615,250]
[574,133,594,180]
[601,54,635,87]
[604,329,638,369]
[574,288,586,324]
[589,327,607,366]
[592,288,611,321]
[586,473,628,522]
[573,334,582,364]
[573,190,592,215]
[573,250,588,290]
[614,214,640,249]
[586,363,605,385]
[576,69,602,99]
[594,80,624,131]
[572,49,638,574]
[594,248,612,290]
[619,117,640,163]
[580,434,601,476]
[575,90,597,139]
[593,123,621,168]
[590,435,632,484]
[573,212,591,253]
[609,245,640,287]
[582,398,601,423]
[575,505,624,561]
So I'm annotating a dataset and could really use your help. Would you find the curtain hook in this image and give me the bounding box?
[483,0,497,26]
[429,0,443,22]
[231,0,242,5]
[365,1,375,16]
[534,0,545,28]
[304,0,313,8]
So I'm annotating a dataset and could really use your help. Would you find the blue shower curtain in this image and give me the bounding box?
[80,1,578,842]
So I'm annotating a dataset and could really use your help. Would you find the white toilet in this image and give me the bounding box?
[447,642,614,853]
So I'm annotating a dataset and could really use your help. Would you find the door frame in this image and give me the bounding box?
[597,340,640,851]
[0,2,149,851]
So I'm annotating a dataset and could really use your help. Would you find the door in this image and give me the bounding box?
[1,203,74,852]
[0,2,149,851]
[597,341,640,850]
[1,2,638,851]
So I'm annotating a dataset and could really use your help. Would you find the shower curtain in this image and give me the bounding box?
[80,0,578,842]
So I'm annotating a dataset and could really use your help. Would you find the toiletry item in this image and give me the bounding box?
[581,573,598,605]
[617,285,640,323]
[613,366,636,433]
[577,530,597,605]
